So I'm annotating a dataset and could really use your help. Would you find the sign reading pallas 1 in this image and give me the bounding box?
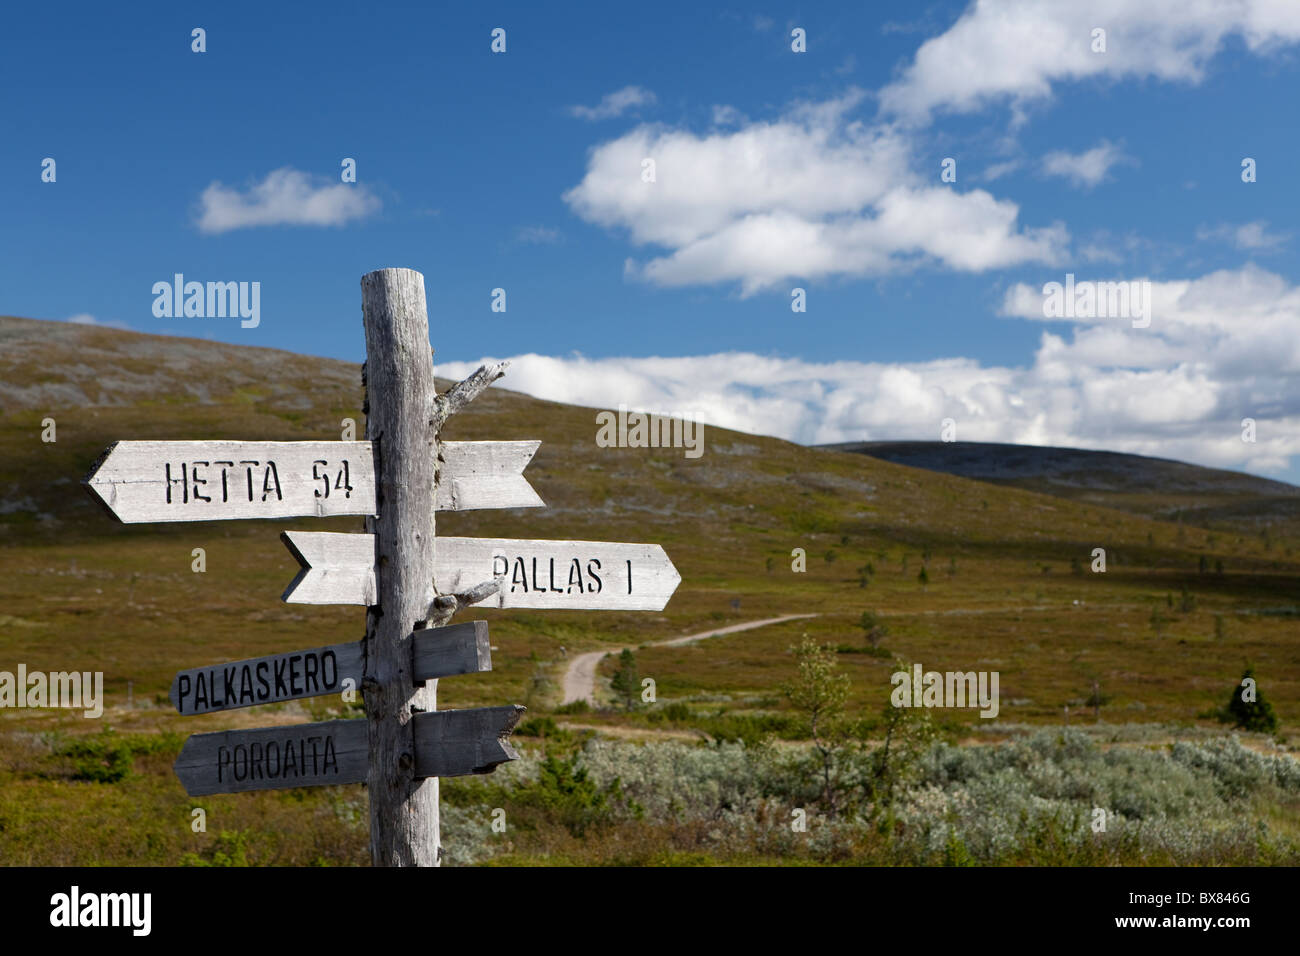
[83,268,681,867]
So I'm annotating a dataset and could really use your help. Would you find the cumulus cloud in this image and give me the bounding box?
[1196,220,1289,251]
[1041,140,1132,188]
[195,167,381,234]
[879,0,1300,123]
[438,265,1300,477]
[568,86,657,121]
[563,90,1068,294]
[65,313,130,330]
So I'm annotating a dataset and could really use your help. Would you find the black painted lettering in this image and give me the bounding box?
[213,461,234,502]
[233,745,247,781]
[217,745,231,782]
[548,558,563,593]
[240,460,259,501]
[256,661,270,700]
[262,461,283,502]
[273,658,288,696]
[587,558,603,594]
[194,671,209,710]
[250,742,263,780]
[266,741,281,777]
[289,655,302,695]
[321,651,337,689]
[567,558,584,594]
[164,462,188,504]
[283,737,298,776]
[511,557,528,593]
[178,674,192,712]
[323,735,338,775]
[303,653,319,694]
[238,665,254,704]
[191,460,211,502]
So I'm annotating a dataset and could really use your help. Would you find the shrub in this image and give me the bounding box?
[1220,668,1279,734]
[49,728,179,784]
[514,716,570,740]
[180,830,252,867]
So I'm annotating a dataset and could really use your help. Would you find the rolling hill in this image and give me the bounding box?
[826,440,1300,536]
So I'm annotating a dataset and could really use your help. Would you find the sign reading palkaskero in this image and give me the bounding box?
[170,622,491,715]
[84,439,542,522]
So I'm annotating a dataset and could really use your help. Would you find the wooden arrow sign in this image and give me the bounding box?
[169,621,491,715]
[280,531,681,611]
[173,706,525,796]
[84,439,542,523]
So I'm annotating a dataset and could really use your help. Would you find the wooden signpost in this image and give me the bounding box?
[83,267,681,867]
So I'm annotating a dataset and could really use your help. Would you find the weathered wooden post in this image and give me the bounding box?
[360,268,440,867]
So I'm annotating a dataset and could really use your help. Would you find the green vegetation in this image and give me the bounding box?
[609,649,640,712]
[1220,667,1279,734]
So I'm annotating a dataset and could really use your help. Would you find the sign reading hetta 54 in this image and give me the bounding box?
[81,266,682,868]
[84,439,542,522]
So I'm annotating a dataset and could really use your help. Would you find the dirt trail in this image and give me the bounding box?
[560,614,818,706]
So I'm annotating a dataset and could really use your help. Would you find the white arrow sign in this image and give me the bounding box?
[281,531,681,611]
[83,439,542,523]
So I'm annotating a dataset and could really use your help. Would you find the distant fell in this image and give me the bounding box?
[827,440,1300,534]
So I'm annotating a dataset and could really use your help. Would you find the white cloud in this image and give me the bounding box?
[438,265,1300,477]
[195,167,381,234]
[879,0,1300,124]
[711,104,748,127]
[981,159,1022,182]
[568,86,657,121]
[65,313,130,330]
[1196,220,1289,251]
[1041,140,1131,188]
[514,225,562,244]
[564,90,1068,294]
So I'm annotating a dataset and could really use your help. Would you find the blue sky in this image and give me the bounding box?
[3,1,1299,481]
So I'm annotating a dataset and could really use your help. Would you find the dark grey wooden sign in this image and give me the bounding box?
[174,705,525,796]
[169,621,491,715]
